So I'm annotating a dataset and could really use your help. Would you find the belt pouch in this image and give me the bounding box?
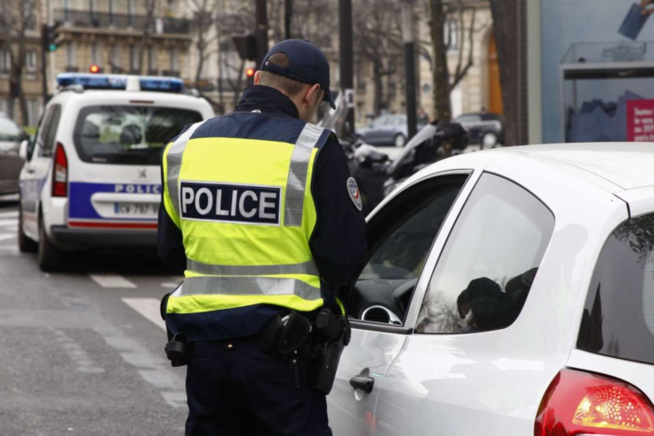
[260,310,312,359]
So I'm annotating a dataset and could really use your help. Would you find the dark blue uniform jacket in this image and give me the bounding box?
[158,85,367,330]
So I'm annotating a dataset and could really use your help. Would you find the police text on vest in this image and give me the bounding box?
[180,181,281,225]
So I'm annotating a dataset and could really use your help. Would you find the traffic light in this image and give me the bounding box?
[245,67,255,87]
[232,34,257,61]
[41,21,63,53]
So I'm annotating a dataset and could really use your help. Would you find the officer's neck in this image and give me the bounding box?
[236,85,300,119]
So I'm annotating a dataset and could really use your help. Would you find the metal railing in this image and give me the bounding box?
[53,10,191,35]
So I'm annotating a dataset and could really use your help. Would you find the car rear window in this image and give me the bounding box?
[73,105,203,165]
[578,213,654,364]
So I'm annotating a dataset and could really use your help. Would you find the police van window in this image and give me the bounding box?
[72,106,203,165]
[41,105,62,158]
[348,175,468,325]
[417,173,554,334]
[577,214,654,365]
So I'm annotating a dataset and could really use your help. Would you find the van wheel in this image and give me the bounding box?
[17,207,37,253]
[38,216,63,272]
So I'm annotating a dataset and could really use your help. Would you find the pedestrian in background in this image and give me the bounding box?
[158,39,367,435]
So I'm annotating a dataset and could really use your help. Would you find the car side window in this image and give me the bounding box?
[416,173,554,334]
[372,115,388,127]
[41,105,62,157]
[347,174,468,326]
[456,115,478,123]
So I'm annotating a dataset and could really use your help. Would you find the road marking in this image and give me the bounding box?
[89,274,137,288]
[0,211,18,218]
[122,297,165,331]
[0,234,16,241]
[52,328,105,374]
[0,219,17,227]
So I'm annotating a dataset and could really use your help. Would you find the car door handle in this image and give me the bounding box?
[350,375,374,393]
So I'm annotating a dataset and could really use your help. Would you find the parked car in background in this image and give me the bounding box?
[356,114,427,147]
[329,143,654,435]
[454,112,504,148]
[0,113,28,197]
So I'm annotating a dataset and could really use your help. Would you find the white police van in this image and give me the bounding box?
[17,74,214,271]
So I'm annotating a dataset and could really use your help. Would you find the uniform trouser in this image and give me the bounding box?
[184,335,332,436]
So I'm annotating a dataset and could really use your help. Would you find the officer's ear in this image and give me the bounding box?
[253,70,263,85]
[304,84,322,108]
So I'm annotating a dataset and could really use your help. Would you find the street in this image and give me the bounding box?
[0,198,186,436]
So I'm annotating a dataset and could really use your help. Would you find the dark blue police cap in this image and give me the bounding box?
[260,39,336,109]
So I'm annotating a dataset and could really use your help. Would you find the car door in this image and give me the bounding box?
[364,115,389,145]
[328,171,474,436]
[372,172,556,435]
[20,104,62,237]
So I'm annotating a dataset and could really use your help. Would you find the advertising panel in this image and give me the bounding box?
[541,1,654,143]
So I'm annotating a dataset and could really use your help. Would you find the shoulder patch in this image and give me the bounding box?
[347,177,363,211]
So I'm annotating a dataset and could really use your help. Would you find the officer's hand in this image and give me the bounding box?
[642,0,654,15]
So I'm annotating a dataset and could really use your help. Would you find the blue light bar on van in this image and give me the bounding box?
[57,74,126,89]
[56,74,184,93]
[139,77,184,92]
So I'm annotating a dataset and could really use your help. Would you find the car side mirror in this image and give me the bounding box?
[19,139,30,160]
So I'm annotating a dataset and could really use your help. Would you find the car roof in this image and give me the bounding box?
[430,142,654,192]
[50,89,206,105]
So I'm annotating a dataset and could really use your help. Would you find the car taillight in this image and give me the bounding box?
[535,369,654,435]
[52,142,68,197]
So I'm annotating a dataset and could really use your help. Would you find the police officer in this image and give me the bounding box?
[158,39,367,435]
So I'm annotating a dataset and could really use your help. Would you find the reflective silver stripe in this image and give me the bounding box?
[187,258,320,276]
[284,123,325,227]
[181,276,322,300]
[166,122,204,217]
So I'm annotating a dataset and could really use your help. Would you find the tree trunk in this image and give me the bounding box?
[373,62,383,116]
[429,0,451,121]
[489,0,526,146]
[139,0,157,74]
[9,42,27,125]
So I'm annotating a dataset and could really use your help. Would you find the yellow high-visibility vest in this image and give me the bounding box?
[162,117,330,338]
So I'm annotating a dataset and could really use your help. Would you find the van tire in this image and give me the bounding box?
[38,216,63,272]
[17,207,37,253]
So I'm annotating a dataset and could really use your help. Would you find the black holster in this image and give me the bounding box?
[165,333,190,367]
[309,308,351,395]
[161,292,190,367]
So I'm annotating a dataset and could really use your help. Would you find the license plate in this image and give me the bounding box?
[114,202,159,215]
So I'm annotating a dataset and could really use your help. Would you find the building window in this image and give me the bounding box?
[128,0,136,16]
[445,20,459,52]
[169,47,178,72]
[0,100,7,115]
[148,47,157,73]
[66,43,77,69]
[27,100,40,127]
[110,45,121,72]
[0,48,11,75]
[130,45,140,72]
[91,43,102,66]
[25,50,37,74]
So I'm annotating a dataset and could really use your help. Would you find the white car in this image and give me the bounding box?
[329,143,654,435]
[18,74,214,271]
